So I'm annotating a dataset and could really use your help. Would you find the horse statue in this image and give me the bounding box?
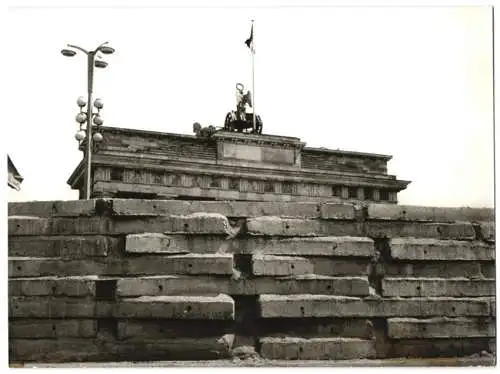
[224,83,263,134]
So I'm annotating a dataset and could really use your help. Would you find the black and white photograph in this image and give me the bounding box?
[5,0,496,368]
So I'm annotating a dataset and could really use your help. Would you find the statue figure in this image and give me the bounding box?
[224,83,263,134]
[193,122,216,138]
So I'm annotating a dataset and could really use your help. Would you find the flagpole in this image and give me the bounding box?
[251,20,256,133]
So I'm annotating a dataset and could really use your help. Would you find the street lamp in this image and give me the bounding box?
[61,41,115,199]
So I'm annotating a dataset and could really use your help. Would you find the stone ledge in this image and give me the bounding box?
[387,317,495,339]
[111,199,321,218]
[251,255,313,276]
[9,294,235,320]
[115,275,371,297]
[389,238,494,261]
[259,337,376,360]
[382,277,496,297]
[8,254,234,277]
[258,295,491,318]
[367,204,494,223]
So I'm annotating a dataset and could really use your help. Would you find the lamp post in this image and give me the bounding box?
[61,42,115,199]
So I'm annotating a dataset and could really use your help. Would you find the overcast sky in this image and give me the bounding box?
[5,5,494,207]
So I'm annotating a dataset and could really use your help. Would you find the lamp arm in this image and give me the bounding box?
[95,41,109,53]
[67,44,89,54]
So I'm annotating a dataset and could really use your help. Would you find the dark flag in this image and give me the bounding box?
[245,23,254,53]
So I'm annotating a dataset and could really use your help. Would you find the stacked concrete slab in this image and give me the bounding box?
[8,199,495,363]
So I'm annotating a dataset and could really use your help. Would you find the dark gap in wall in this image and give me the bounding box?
[369,238,391,295]
[231,295,260,349]
[95,280,117,300]
[233,254,253,276]
[95,199,113,216]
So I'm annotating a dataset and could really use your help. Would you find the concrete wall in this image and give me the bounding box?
[8,199,495,363]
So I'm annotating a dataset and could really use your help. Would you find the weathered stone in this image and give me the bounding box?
[382,262,483,278]
[246,217,319,236]
[9,297,101,318]
[251,255,313,276]
[116,275,370,297]
[259,337,375,360]
[10,338,105,363]
[49,217,111,235]
[125,233,190,254]
[259,318,374,339]
[382,278,496,297]
[113,294,234,320]
[9,319,97,338]
[111,199,321,218]
[8,217,50,236]
[9,253,234,277]
[112,213,232,235]
[367,204,494,223]
[258,295,490,318]
[310,258,371,276]
[9,276,98,296]
[319,203,356,220]
[238,236,374,257]
[8,200,99,217]
[479,222,495,242]
[116,320,232,339]
[389,238,494,261]
[10,336,231,362]
[366,222,475,240]
[387,317,495,339]
[386,338,492,359]
[8,236,113,259]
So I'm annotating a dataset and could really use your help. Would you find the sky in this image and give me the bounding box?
[4,4,494,207]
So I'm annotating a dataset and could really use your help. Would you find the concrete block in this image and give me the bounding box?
[382,277,496,297]
[390,238,494,261]
[113,294,234,320]
[258,295,490,318]
[8,217,50,236]
[246,217,319,236]
[116,275,370,297]
[125,233,190,254]
[251,255,313,276]
[479,221,495,242]
[9,253,234,277]
[387,317,495,339]
[116,275,230,297]
[310,258,371,276]
[8,200,99,217]
[240,236,374,257]
[9,319,97,338]
[10,336,232,362]
[367,204,494,223]
[116,320,232,339]
[49,217,111,235]
[383,262,483,278]
[9,276,97,296]
[259,318,374,339]
[8,236,112,258]
[366,222,476,240]
[248,275,370,296]
[319,221,364,236]
[319,203,356,220]
[259,337,375,360]
[10,338,105,363]
[9,297,100,318]
[386,338,492,359]
[112,213,232,235]
[111,199,321,218]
